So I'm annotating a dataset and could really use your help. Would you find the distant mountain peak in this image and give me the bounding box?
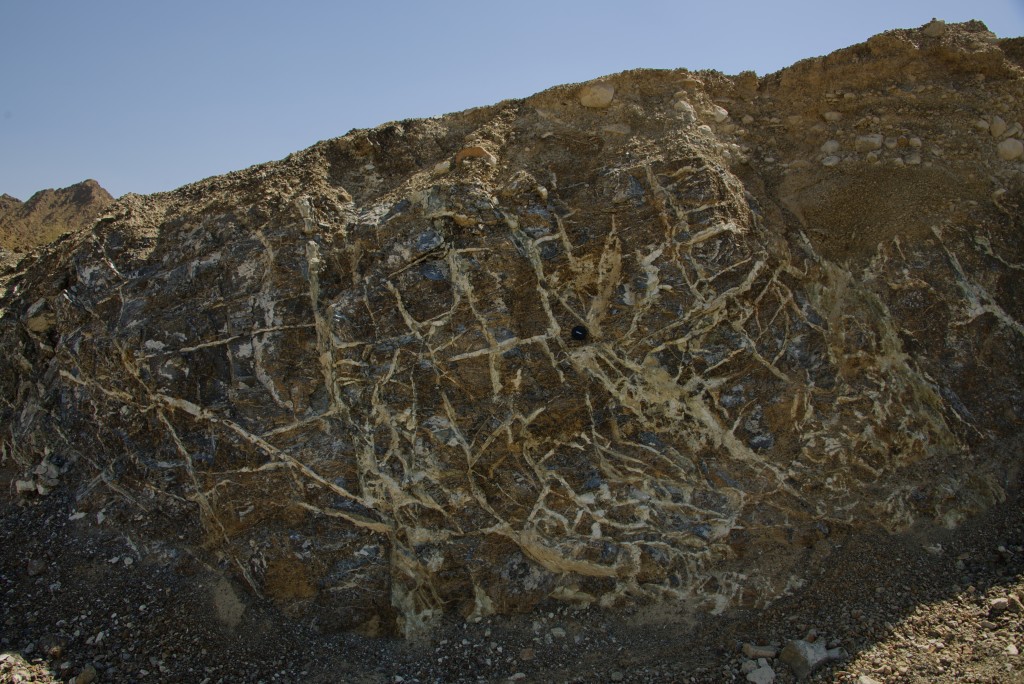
[0,180,113,251]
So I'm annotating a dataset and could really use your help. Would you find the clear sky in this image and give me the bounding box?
[2,1,1022,200]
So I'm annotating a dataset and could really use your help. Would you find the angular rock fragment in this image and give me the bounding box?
[855,134,884,153]
[780,639,845,679]
[746,664,775,684]
[454,145,497,166]
[743,643,778,659]
[579,82,615,108]
[923,19,946,37]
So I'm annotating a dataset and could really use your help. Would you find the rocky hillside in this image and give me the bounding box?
[1,19,1023,683]
[0,179,113,252]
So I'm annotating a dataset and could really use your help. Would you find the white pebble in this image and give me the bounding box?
[746,665,776,684]
[675,100,696,124]
[822,155,841,167]
[991,115,1007,138]
[997,138,1024,161]
[822,111,842,122]
[855,134,884,152]
[820,140,840,154]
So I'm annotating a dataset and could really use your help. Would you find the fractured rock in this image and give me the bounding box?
[1,19,1023,640]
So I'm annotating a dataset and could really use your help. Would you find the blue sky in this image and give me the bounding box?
[2,1,1022,200]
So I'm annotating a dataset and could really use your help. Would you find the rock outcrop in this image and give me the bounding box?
[0,179,113,252]
[1,21,1022,637]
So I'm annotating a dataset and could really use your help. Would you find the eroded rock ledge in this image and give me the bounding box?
[2,20,1022,637]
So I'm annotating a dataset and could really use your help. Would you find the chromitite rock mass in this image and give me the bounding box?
[2,20,1023,636]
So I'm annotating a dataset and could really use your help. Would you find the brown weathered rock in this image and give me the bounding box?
[73,664,97,684]
[746,664,776,684]
[454,145,497,166]
[923,19,947,38]
[780,639,845,679]
[1,20,1023,640]
[578,82,615,108]
[990,596,1011,615]
[743,643,779,659]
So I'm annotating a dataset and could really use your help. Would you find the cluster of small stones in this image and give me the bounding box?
[723,84,1021,172]
[719,587,1024,684]
[655,19,1024,188]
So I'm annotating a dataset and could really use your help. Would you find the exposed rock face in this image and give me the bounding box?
[1,21,1022,637]
[0,179,113,252]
